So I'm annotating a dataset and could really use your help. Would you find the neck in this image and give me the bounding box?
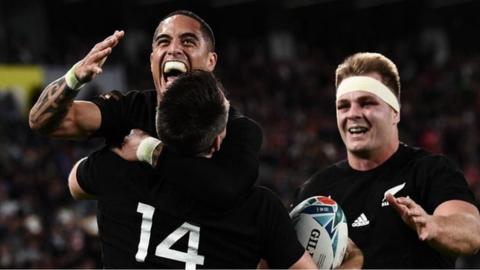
[347,140,399,171]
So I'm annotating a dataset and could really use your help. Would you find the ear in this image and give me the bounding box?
[207,52,217,71]
[212,134,223,153]
[392,109,400,125]
[202,135,222,158]
[150,52,154,73]
[211,127,227,153]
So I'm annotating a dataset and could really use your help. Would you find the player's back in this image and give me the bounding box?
[77,148,301,269]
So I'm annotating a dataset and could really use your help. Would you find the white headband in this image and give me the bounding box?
[336,76,400,112]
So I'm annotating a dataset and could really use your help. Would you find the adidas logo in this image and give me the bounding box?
[352,213,370,227]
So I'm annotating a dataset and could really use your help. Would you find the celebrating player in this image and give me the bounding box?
[68,70,316,268]
[29,10,260,205]
[294,52,480,268]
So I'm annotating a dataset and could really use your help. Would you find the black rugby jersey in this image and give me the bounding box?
[77,148,304,269]
[295,143,477,268]
[90,89,262,208]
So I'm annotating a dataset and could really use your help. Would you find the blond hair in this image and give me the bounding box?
[335,52,401,100]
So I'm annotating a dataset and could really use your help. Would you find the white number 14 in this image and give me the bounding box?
[135,202,205,270]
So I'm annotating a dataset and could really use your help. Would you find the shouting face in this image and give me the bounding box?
[150,15,217,100]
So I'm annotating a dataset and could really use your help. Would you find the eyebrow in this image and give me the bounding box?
[154,34,171,42]
[153,32,201,43]
[336,98,347,103]
[357,95,379,102]
[336,93,378,104]
[179,32,200,41]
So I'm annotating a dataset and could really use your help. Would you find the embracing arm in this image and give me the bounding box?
[29,30,124,139]
[387,195,480,256]
[114,116,263,206]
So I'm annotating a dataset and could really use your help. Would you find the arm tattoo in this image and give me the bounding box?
[29,77,80,134]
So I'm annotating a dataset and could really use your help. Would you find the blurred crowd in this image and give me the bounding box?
[0,91,102,267]
[1,3,480,268]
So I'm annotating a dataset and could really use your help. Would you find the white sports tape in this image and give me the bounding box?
[65,63,85,90]
[336,76,400,112]
[136,137,162,166]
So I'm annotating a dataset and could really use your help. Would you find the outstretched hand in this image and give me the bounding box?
[74,30,125,83]
[386,194,439,241]
[111,129,151,161]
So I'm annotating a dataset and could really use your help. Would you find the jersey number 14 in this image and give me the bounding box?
[135,202,205,270]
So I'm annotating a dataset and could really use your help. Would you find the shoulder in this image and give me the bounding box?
[83,147,119,165]
[398,144,476,212]
[81,147,152,177]
[79,147,155,196]
[223,106,263,150]
[306,160,348,187]
[228,107,262,132]
[252,186,280,199]
[79,147,128,176]
[399,143,430,159]
[91,89,156,104]
[74,147,122,196]
[294,160,348,203]
[229,116,263,139]
[400,143,459,171]
[246,186,285,209]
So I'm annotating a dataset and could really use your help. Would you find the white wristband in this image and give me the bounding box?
[136,137,162,166]
[65,63,85,90]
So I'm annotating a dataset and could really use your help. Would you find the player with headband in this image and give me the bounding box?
[294,52,480,268]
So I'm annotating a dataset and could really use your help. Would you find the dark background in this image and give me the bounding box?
[1,0,480,267]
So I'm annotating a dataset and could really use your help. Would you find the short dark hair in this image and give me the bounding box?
[156,10,216,52]
[156,70,228,156]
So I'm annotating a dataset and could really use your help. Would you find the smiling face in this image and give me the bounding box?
[150,15,217,101]
[336,73,400,162]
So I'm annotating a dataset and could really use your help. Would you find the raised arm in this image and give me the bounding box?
[29,30,124,139]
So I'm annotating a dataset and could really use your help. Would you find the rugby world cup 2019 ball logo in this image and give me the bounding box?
[290,196,348,269]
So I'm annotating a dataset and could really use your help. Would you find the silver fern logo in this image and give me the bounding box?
[381,182,406,207]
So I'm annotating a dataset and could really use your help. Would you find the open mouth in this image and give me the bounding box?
[163,60,188,86]
[348,126,369,134]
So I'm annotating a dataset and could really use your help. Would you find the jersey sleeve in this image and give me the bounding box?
[259,188,305,268]
[76,147,121,196]
[89,90,156,145]
[158,112,263,209]
[420,155,478,213]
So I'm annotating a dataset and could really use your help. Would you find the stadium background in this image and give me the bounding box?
[1,0,480,267]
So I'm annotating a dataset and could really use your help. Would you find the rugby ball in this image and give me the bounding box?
[290,196,348,269]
